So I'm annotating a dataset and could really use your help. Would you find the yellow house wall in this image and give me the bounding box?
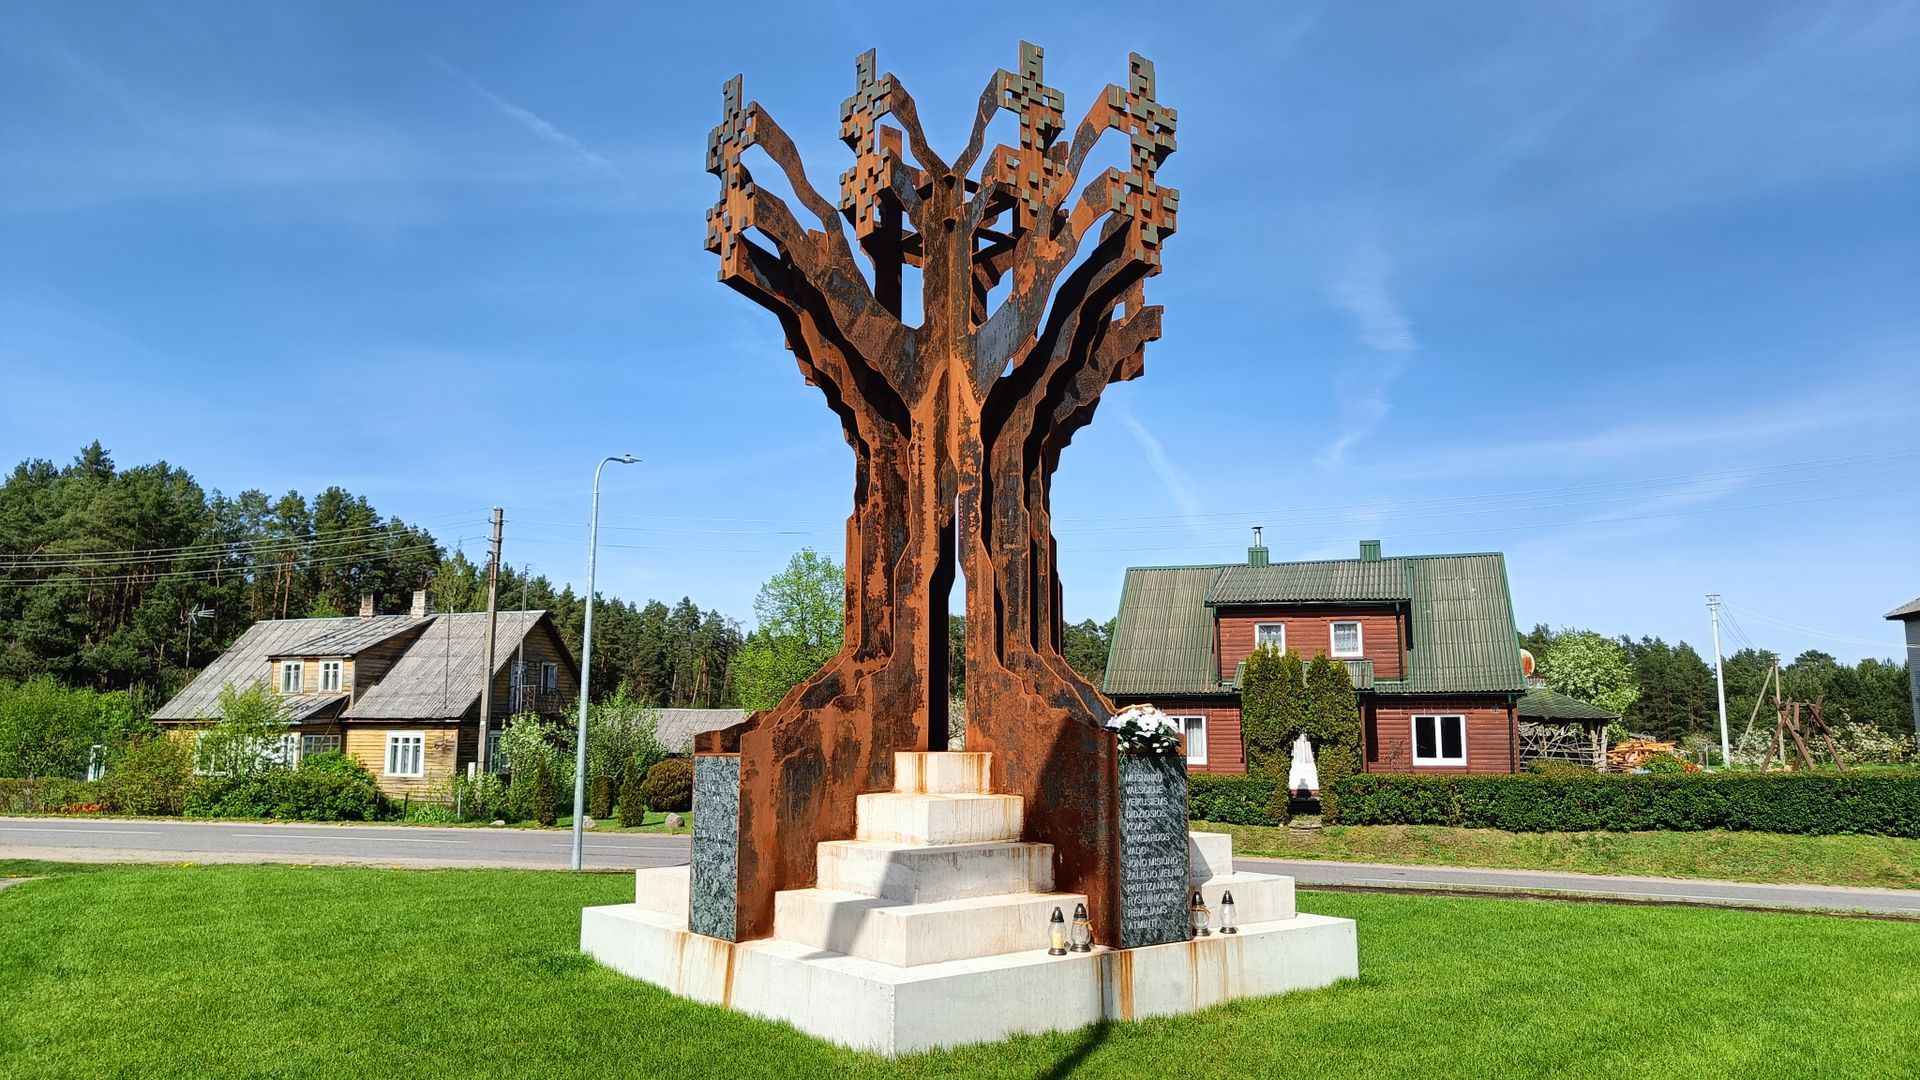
[345,725,460,800]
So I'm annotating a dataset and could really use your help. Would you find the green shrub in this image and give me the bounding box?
[447,771,510,822]
[588,774,615,820]
[0,675,144,780]
[184,752,387,821]
[1326,772,1920,837]
[617,758,644,828]
[533,757,557,826]
[106,735,194,815]
[1189,774,1287,826]
[0,777,106,813]
[639,758,693,814]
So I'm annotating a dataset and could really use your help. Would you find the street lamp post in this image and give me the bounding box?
[572,453,639,871]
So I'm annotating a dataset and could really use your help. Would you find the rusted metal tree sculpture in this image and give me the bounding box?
[697,43,1177,944]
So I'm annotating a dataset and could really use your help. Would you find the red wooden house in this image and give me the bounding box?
[1103,539,1530,775]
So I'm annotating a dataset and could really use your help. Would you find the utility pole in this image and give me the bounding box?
[1707,594,1731,768]
[477,507,503,773]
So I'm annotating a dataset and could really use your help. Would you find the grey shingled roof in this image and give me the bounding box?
[1106,550,1527,698]
[346,610,551,720]
[1886,597,1920,621]
[1207,558,1410,605]
[277,616,430,658]
[655,708,747,753]
[154,610,564,723]
[1102,565,1235,696]
[153,617,363,720]
[1517,688,1618,721]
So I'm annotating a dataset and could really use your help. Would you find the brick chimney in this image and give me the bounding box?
[410,589,431,618]
[359,593,376,619]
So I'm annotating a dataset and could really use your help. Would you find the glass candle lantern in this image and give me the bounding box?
[1219,889,1238,934]
[1047,906,1069,956]
[1069,903,1094,953]
[1190,889,1211,937]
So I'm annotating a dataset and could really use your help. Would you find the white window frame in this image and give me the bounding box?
[1172,714,1207,767]
[279,660,303,694]
[1411,714,1467,767]
[1253,622,1286,653]
[300,733,341,760]
[319,660,343,693]
[541,661,558,693]
[384,732,425,777]
[485,729,506,773]
[1330,620,1363,659]
[86,743,106,782]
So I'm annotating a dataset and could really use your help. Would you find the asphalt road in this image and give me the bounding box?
[4,817,1916,917]
[0,816,689,871]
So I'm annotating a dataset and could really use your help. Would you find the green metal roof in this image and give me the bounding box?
[1517,688,1620,722]
[1101,565,1234,696]
[1105,550,1528,699]
[1887,596,1920,621]
[1402,554,1528,693]
[1206,558,1410,605]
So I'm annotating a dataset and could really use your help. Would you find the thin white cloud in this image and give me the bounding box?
[434,59,623,182]
[1117,407,1207,540]
[1318,238,1416,469]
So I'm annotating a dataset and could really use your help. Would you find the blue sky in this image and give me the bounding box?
[2,1,1916,664]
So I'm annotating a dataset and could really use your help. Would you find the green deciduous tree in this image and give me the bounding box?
[732,549,845,713]
[195,683,290,778]
[1540,629,1640,716]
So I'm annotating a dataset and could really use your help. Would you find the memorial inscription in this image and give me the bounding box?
[1117,754,1191,948]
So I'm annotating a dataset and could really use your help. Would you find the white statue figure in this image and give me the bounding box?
[1288,733,1319,794]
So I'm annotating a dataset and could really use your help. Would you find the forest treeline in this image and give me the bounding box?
[0,443,739,709]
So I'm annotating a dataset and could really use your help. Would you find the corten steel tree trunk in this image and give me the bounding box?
[696,44,1177,945]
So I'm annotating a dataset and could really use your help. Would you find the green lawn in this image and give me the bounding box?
[1198,822,1920,891]
[2,862,1916,1078]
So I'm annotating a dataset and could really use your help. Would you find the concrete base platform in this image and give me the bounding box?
[581,902,1358,1056]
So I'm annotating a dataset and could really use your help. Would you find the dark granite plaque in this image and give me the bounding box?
[689,755,740,940]
[1117,753,1191,949]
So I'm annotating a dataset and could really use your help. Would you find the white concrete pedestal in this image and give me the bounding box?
[581,752,1358,1056]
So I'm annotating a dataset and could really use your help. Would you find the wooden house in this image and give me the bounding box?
[1103,540,1532,776]
[152,591,579,798]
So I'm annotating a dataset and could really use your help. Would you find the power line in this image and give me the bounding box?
[0,537,468,588]
[1722,603,1893,649]
[0,508,490,569]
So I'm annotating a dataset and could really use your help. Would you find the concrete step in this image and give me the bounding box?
[816,838,1055,902]
[634,864,690,918]
[774,887,1088,967]
[855,790,1023,845]
[893,752,993,794]
[1195,871,1296,927]
[581,901,1360,1057]
[1188,831,1233,882]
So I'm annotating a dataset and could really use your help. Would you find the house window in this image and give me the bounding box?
[270,733,299,767]
[485,729,505,773]
[385,732,425,777]
[319,660,343,693]
[510,661,526,689]
[1172,714,1207,767]
[1412,714,1467,766]
[280,661,303,694]
[87,744,106,782]
[1254,622,1285,653]
[1330,621,1363,658]
[301,733,341,759]
[541,662,558,693]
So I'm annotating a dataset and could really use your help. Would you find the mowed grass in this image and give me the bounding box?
[1,862,1916,1079]
[1199,822,1920,890]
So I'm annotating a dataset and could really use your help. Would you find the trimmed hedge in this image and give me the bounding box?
[1327,772,1920,837]
[1189,774,1287,826]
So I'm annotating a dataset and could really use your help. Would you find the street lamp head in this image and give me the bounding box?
[615,453,639,464]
